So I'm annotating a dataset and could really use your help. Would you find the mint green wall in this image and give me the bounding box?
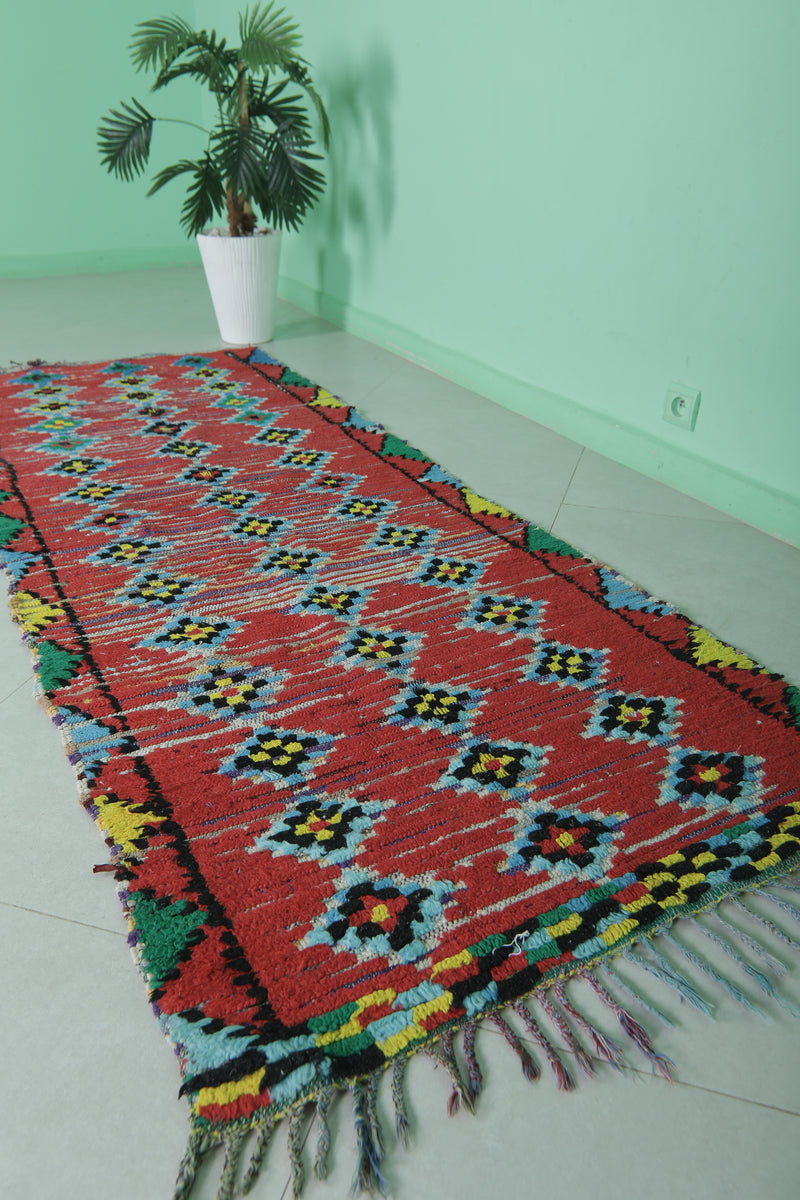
[3,2,798,542]
[275,0,800,543]
[0,2,202,276]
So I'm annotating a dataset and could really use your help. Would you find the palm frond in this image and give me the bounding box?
[212,120,273,200]
[97,99,154,181]
[130,16,198,73]
[247,79,310,134]
[257,130,325,231]
[286,60,330,149]
[146,159,199,196]
[237,3,301,72]
[178,155,227,235]
[146,155,226,235]
[152,36,237,95]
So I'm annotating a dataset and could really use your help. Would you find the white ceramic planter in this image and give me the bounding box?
[197,228,282,344]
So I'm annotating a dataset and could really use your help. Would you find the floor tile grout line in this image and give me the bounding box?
[0,671,34,707]
[0,898,128,939]
[549,445,586,533]
[554,499,759,528]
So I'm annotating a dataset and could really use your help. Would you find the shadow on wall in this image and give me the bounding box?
[311,42,396,313]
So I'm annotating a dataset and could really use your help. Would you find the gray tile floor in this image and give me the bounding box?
[1,268,799,1200]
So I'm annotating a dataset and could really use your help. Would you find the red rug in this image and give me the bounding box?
[2,348,799,1197]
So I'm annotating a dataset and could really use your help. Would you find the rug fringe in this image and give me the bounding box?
[239,1112,277,1195]
[425,1027,475,1115]
[170,877,800,1200]
[391,1057,411,1148]
[314,1085,335,1181]
[659,929,765,1017]
[552,980,625,1070]
[509,1001,574,1090]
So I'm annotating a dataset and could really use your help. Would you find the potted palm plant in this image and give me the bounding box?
[98,5,330,344]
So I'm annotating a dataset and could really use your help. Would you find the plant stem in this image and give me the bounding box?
[154,116,211,136]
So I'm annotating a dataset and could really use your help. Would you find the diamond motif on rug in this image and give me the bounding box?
[278,448,330,470]
[250,793,383,865]
[178,663,286,719]
[464,594,544,635]
[388,681,484,734]
[221,726,336,789]
[417,556,485,589]
[207,487,259,511]
[333,626,422,674]
[144,615,240,653]
[527,641,607,689]
[335,495,395,522]
[371,524,433,553]
[301,867,456,964]
[263,547,325,577]
[91,538,164,566]
[126,572,197,607]
[440,738,550,797]
[500,807,624,881]
[295,585,367,620]
[229,513,289,542]
[583,691,681,744]
[659,746,765,814]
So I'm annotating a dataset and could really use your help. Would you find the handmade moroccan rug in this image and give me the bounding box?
[1,349,799,1198]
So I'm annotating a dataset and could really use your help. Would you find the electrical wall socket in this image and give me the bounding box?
[663,382,701,431]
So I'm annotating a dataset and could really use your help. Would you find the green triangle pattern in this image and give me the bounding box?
[280,368,315,387]
[36,640,83,693]
[0,514,25,547]
[785,685,800,729]
[129,892,208,991]
[525,524,581,558]
[380,433,432,463]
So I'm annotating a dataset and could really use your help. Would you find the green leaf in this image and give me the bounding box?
[237,2,301,71]
[130,16,198,73]
[178,154,226,236]
[257,131,325,231]
[212,120,273,200]
[247,78,310,134]
[152,33,237,94]
[148,156,225,236]
[97,99,154,181]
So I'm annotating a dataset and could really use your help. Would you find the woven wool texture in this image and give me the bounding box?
[2,348,800,1193]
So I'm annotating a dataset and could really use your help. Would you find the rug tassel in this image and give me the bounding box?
[509,1002,574,1091]
[623,944,714,1016]
[173,1131,216,1200]
[489,1009,544,1086]
[552,981,625,1070]
[462,1018,484,1101]
[732,895,800,953]
[239,1112,277,1195]
[761,890,800,922]
[391,1057,411,1148]
[536,991,595,1077]
[584,973,673,1080]
[216,1131,245,1200]
[366,1072,386,1155]
[598,961,676,1026]
[696,921,800,1017]
[352,1082,388,1196]
[288,1108,306,1199]
[426,1029,475,1115]
[712,909,787,973]
[660,930,764,1017]
[314,1086,334,1181]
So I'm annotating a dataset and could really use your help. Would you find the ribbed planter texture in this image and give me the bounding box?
[197,229,282,344]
